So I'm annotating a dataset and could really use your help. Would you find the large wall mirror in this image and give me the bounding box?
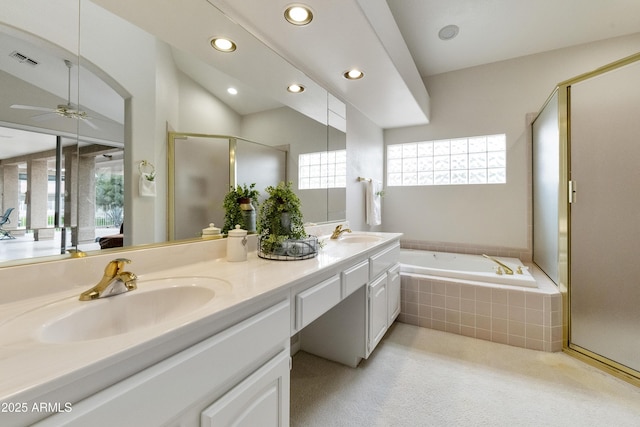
[0,0,345,266]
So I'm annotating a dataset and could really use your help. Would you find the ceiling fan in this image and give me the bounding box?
[10,59,99,130]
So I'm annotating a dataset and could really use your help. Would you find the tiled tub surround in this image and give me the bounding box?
[399,252,562,352]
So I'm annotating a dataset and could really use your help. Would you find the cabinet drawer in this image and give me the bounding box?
[296,275,341,330]
[369,243,400,279]
[342,260,369,298]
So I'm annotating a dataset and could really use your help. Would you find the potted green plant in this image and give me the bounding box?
[257,181,316,258]
[222,183,259,234]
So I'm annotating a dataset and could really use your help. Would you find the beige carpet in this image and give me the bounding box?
[291,322,640,427]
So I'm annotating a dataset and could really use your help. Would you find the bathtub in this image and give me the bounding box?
[400,249,537,288]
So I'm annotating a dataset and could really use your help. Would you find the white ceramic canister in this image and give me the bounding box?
[227,225,248,262]
[202,223,221,239]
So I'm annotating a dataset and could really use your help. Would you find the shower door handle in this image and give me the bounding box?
[569,180,577,203]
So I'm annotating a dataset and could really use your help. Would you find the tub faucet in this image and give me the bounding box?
[331,224,352,239]
[482,254,514,275]
[79,258,138,301]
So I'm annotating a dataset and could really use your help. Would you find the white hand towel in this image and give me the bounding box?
[366,180,382,226]
[139,174,156,197]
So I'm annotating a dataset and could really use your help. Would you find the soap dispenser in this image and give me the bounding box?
[227,225,248,262]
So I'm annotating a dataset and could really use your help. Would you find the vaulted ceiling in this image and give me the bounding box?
[209,0,640,128]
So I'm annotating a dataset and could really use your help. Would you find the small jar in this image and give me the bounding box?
[202,223,221,239]
[227,225,248,262]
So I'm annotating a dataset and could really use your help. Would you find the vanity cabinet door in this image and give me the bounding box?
[201,350,290,427]
[368,273,388,355]
[387,263,401,325]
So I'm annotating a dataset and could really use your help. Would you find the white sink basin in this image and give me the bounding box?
[1,277,229,344]
[335,234,383,244]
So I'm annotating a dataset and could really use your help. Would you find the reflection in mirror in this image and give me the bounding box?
[0,128,73,262]
[0,0,82,264]
[240,104,346,224]
[0,4,126,264]
[1,0,344,267]
[235,137,288,208]
[168,134,230,241]
[328,94,348,221]
[168,133,287,240]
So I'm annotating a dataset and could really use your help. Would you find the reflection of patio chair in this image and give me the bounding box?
[0,208,16,240]
[98,222,124,249]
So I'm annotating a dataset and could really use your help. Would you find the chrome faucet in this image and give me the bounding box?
[79,258,137,301]
[330,224,352,239]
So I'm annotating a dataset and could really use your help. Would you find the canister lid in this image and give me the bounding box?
[202,223,221,235]
[228,224,247,237]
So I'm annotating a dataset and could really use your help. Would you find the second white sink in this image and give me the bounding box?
[335,234,383,244]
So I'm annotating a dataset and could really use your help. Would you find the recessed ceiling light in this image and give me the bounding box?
[287,84,305,93]
[210,37,237,52]
[284,4,313,26]
[343,69,364,80]
[227,87,238,95]
[438,25,459,41]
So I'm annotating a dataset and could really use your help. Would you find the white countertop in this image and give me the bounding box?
[0,231,402,407]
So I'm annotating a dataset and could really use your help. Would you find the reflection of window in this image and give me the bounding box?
[387,134,507,186]
[299,149,346,189]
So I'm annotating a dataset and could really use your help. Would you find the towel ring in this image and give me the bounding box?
[138,160,155,176]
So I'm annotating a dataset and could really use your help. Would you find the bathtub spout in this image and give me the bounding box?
[482,254,514,275]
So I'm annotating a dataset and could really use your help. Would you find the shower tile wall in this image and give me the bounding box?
[399,274,562,352]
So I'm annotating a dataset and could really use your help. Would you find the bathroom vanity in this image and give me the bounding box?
[0,229,401,426]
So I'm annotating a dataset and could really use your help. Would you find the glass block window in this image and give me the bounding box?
[387,134,506,186]
[299,149,346,189]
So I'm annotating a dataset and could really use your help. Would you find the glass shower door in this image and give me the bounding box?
[569,60,640,374]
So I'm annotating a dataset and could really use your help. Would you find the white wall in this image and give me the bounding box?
[384,33,640,250]
[153,41,180,243]
[80,1,159,246]
[345,105,384,232]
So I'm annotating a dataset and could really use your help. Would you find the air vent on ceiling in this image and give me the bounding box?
[9,51,39,66]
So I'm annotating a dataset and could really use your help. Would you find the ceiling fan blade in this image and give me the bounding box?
[81,117,100,130]
[30,112,61,122]
[10,104,57,113]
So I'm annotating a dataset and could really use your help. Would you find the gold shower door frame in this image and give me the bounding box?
[557,54,640,386]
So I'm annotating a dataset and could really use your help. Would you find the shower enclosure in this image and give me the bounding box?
[532,52,640,385]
